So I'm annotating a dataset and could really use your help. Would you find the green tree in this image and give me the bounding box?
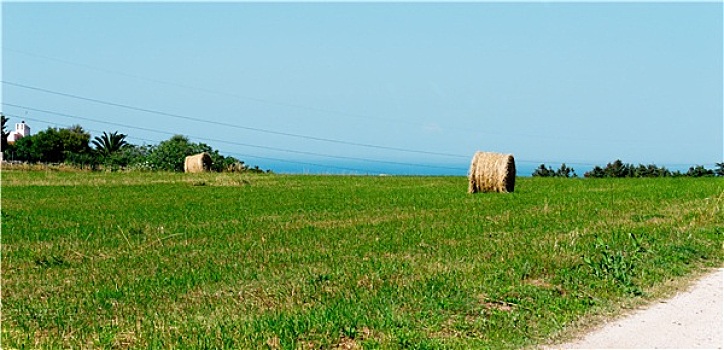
[555,163,576,178]
[532,164,555,177]
[92,131,129,157]
[715,162,724,177]
[603,159,632,178]
[90,131,151,170]
[58,125,92,159]
[585,160,636,178]
[145,135,257,172]
[533,163,576,178]
[146,135,209,171]
[205,149,239,172]
[13,126,91,163]
[120,144,151,166]
[15,128,61,162]
[584,165,605,178]
[1,113,9,153]
[218,155,247,172]
[686,165,714,177]
[632,164,670,178]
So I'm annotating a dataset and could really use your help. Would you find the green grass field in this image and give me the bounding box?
[2,170,721,349]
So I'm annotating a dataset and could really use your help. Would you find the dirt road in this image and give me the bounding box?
[549,268,723,349]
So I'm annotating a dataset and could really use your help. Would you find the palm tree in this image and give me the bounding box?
[1,113,9,152]
[92,131,128,156]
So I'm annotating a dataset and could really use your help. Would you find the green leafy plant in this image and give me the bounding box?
[583,233,645,295]
[92,131,129,156]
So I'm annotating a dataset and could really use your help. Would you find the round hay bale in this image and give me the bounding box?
[184,152,212,173]
[468,151,516,193]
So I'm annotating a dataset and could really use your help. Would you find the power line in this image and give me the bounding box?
[3,47,415,127]
[11,106,707,170]
[2,102,466,172]
[2,81,469,159]
[3,113,387,174]
[3,48,562,142]
[4,49,687,146]
[7,113,716,171]
[3,48,496,141]
[0,112,404,174]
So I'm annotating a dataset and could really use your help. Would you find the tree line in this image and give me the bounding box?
[533,159,724,178]
[1,115,267,173]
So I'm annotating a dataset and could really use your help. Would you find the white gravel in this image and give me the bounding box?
[550,268,723,349]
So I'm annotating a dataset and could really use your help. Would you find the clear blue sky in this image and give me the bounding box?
[2,2,722,175]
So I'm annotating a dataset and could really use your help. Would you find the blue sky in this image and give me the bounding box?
[2,2,722,175]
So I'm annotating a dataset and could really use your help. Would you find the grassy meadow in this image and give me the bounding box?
[1,170,722,349]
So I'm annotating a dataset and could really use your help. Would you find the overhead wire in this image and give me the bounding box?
[2,103,467,172]
[4,48,575,142]
[3,48,686,147]
[3,113,387,174]
[2,81,469,159]
[7,113,713,172]
[1,103,638,171]
[4,77,707,171]
[2,47,412,126]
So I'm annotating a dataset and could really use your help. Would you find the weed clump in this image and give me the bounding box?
[583,232,646,295]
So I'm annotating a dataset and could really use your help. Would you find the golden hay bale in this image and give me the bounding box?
[184,152,212,173]
[468,151,516,193]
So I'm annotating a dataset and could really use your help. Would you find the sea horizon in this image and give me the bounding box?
[257,160,714,177]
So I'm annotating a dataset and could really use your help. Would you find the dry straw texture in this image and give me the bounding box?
[468,151,516,193]
[184,152,212,173]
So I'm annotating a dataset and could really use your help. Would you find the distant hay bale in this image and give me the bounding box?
[184,152,212,173]
[468,151,516,193]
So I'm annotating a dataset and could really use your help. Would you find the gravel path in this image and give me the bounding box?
[549,268,723,349]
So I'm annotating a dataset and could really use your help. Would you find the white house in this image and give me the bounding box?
[8,121,30,143]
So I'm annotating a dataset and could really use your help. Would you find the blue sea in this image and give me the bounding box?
[254,159,706,177]
[256,159,542,177]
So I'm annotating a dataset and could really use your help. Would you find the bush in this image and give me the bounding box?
[686,165,715,177]
[11,126,92,164]
[144,135,262,173]
[584,160,719,178]
[532,163,576,178]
